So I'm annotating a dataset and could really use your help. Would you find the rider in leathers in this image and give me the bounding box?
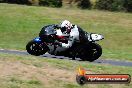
[58,20,89,48]
[39,20,90,56]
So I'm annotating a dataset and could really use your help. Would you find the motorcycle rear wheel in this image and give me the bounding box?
[79,43,102,62]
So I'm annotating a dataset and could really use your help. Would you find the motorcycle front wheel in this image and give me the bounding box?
[26,40,48,56]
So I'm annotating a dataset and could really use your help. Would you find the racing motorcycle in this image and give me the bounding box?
[26,25,104,62]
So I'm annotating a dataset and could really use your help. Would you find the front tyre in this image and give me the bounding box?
[26,40,45,56]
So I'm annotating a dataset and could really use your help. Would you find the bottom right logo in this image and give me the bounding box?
[76,67,131,85]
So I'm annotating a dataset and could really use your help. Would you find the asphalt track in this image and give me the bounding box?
[0,49,132,67]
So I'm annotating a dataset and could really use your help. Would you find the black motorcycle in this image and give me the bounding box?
[26,25,104,62]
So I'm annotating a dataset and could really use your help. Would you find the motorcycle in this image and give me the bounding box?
[26,25,104,62]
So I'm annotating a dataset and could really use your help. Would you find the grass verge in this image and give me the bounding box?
[0,53,131,88]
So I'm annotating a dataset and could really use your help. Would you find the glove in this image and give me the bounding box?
[54,40,62,47]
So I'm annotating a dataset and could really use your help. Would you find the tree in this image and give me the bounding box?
[77,0,92,9]
[39,0,62,7]
[95,0,132,12]
[123,0,132,12]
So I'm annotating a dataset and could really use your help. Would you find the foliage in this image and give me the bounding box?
[0,0,62,7]
[77,0,92,9]
[95,0,132,12]
[39,0,62,7]
[123,0,132,12]
[1,0,31,5]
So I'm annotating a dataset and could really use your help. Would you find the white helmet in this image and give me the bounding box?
[60,20,72,34]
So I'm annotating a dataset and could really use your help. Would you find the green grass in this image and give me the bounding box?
[0,3,132,61]
[0,53,131,88]
[1,77,43,88]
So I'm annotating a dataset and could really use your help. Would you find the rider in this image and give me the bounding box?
[56,20,89,48]
[39,20,89,49]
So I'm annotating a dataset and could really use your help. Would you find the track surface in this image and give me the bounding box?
[0,49,132,67]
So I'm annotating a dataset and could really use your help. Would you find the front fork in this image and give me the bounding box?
[34,37,49,52]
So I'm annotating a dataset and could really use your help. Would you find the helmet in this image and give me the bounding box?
[60,20,72,34]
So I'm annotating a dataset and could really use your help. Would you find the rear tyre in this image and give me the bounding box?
[79,43,102,62]
[26,40,47,56]
[88,43,102,62]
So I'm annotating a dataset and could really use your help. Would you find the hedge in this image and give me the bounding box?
[0,0,62,7]
[77,0,92,9]
[95,0,132,12]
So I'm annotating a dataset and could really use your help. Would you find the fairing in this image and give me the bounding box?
[90,34,104,41]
